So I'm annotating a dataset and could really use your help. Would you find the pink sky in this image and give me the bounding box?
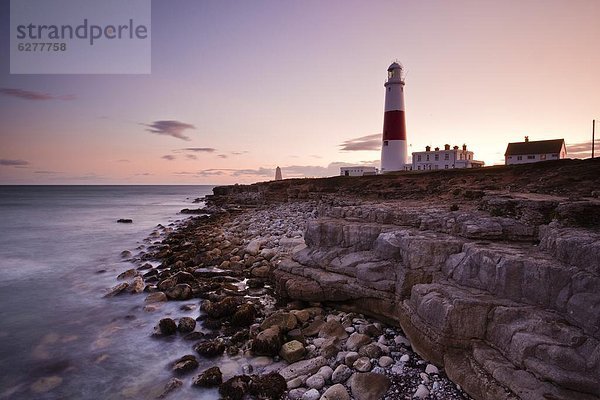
[1,0,599,184]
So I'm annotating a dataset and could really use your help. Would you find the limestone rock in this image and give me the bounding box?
[280,340,306,363]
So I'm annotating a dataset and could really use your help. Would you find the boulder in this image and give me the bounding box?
[117,268,139,280]
[104,282,128,297]
[349,372,390,400]
[260,312,297,332]
[201,297,240,319]
[279,356,327,381]
[172,354,198,374]
[249,372,287,399]
[157,318,177,335]
[231,303,257,327]
[165,283,192,301]
[219,375,251,400]
[305,374,325,390]
[251,326,282,356]
[158,377,182,399]
[194,339,225,358]
[345,333,371,351]
[177,317,196,333]
[280,340,306,363]
[352,357,372,372]
[192,366,223,387]
[321,384,350,400]
[301,389,320,400]
[318,320,348,340]
[331,364,352,383]
[128,276,144,293]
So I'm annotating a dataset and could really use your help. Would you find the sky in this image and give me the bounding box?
[1,0,599,184]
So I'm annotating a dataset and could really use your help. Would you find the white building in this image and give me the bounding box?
[412,144,484,171]
[504,137,567,165]
[340,166,378,176]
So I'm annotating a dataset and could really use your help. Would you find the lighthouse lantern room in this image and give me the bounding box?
[380,61,408,173]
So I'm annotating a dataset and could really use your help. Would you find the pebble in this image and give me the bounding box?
[306,374,325,389]
[378,356,393,367]
[425,364,439,375]
[302,388,321,400]
[420,372,430,384]
[399,354,410,362]
[317,365,333,381]
[344,351,359,366]
[331,364,352,383]
[353,357,372,372]
[413,384,429,398]
[320,383,350,400]
[288,388,308,400]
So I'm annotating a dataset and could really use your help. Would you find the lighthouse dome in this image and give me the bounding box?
[387,62,402,71]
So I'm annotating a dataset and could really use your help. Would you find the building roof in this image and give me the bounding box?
[504,139,565,156]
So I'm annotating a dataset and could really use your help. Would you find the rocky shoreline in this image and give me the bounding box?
[108,158,600,400]
[108,201,470,399]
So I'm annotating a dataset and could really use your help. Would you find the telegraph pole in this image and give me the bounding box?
[593,119,596,159]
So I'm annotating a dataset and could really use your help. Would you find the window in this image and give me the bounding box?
[527,155,535,160]
[540,154,546,160]
[383,140,389,146]
[426,155,430,161]
[552,154,558,158]
[434,154,439,161]
[417,166,421,170]
[445,165,448,169]
[417,155,421,161]
[434,165,439,170]
[517,156,523,160]
[444,154,449,160]
[459,154,463,160]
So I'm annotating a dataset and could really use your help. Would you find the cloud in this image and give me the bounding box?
[188,167,274,178]
[340,133,381,151]
[33,170,61,174]
[186,154,198,160]
[0,159,29,167]
[144,120,196,141]
[567,141,596,158]
[135,172,153,176]
[231,151,249,156]
[162,155,176,161]
[181,147,216,153]
[117,159,130,163]
[218,154,228,159]
[0,88,75,101]
[196,169,226,177]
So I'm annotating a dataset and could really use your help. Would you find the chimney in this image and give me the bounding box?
[462,144,467,151]
[525,136,529,142]
[453,145,459,150]
[425,146,431,152]
[444,144,450,150]
[434,147,439,151]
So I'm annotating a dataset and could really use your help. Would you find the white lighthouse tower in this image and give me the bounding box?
[380,62,408,172]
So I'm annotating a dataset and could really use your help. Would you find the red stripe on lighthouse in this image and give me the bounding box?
[382,110,406,141]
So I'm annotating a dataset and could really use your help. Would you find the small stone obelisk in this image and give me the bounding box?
[275,166,282,181]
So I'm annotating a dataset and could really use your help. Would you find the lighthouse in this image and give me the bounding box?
[380,62,408,172]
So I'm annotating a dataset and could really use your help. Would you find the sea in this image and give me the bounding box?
[0,185,226,400]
